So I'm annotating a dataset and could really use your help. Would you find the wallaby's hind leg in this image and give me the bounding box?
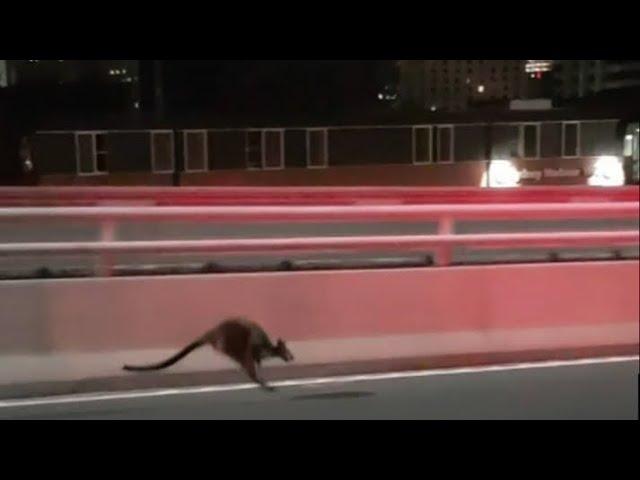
[242,351,275,392]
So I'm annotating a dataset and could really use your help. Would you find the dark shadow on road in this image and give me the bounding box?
[289,391,375,401]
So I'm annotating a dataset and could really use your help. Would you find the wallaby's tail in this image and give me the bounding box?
[123,339,205,372]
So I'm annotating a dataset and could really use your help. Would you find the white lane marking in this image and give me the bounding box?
[0,355,637,409]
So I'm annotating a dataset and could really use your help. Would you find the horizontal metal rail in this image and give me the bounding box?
[0,186,638,206]
[0,202,638,223]
[1,231,637,257]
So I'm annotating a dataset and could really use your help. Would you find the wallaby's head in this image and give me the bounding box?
[274,339,294,362]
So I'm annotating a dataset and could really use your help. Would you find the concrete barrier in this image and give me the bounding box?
[0,261,637,395]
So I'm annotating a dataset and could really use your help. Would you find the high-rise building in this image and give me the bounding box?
[397,60,530,111]
[0,60,141,111]
[554,60,640,99]
[2,60,139,86]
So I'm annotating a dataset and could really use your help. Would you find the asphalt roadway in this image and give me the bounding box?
[0,357,636,420]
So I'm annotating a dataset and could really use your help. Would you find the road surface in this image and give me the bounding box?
[1,358,636,420]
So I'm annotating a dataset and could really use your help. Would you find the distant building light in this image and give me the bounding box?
[477,85,485,93]
[134,101,140,109]
[588,156,625,187]
[625,134,633,141]
[465,78,471,84]
[525,60,553,73]
[481,160,520,188]
[430,105,437,112]
[378,93,384,100]
[109,69,116,75]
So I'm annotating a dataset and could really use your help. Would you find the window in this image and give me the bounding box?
[412,126,432,164]
[75,132,107,175]
[263,130,284,169]
[183,130,208,172]
[562,122,580,157]
[306,129,328,168]
[245,130,284,170]
[95,133,107,172]
[434,125,454,163]
[245,130,262,169]
[629,123,639,162]
[151,131,175,173]
[519,123,540,158]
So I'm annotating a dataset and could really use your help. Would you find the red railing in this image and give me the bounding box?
[1,231,637,257]
[0,202,637,222]
[0,201,637,272]
[0,186,638,206]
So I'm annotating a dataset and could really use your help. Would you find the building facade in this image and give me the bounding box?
[1,60,139,87]
[554,60,640,99]
[27,112,639,186]
[397,60,531,112]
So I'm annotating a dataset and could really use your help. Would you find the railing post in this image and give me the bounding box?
[98,220,116,277]
[436,217,454,266]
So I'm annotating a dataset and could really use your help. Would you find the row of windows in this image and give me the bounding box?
[71,122,592,175]
[489,122,578,159]
[76,131,174,176]
[429,81,519,89]
[183,129,329,172]
[411,122,582,164]
[430,67,523,76]
[412,126,454,164]
[74,129,330,175]
[428,87,513,95]
[429,60,522,68]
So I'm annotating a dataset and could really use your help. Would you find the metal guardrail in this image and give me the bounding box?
[0,201,638,274]
[1,232,637,256]
[0,202,638,222]
[0,186,638,206]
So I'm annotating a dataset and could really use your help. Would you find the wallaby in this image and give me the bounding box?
[123,318,294,391]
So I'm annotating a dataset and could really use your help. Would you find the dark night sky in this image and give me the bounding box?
[158,61,397,117]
